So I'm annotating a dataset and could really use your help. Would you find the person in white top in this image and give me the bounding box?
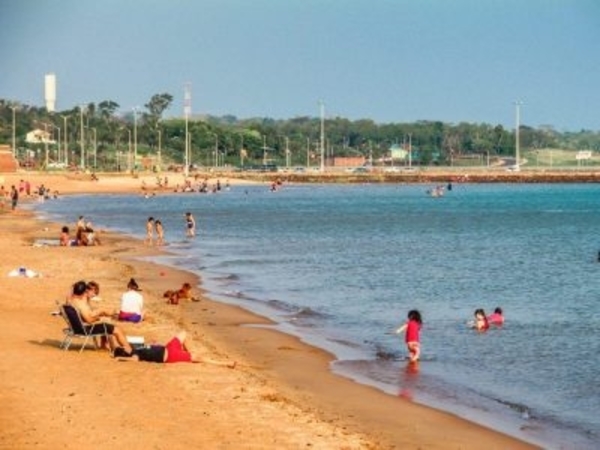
[118,278,145,323]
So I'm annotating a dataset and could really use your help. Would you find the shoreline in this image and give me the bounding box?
[0,172,540,449]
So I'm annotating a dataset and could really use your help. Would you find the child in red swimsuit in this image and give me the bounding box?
[487,307,504,326]
[396,309,422,362]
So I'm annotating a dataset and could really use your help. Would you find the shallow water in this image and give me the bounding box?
[36,183,600,449]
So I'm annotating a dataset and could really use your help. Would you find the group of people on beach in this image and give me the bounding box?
[171,177,228,194]
[471,307,505,331]
[143,212,196,245]
[145,216,165,246]
[65,278,146,325]
[2,180,59,211]
[61,278,234,367]
[59,215,101,246]
[396,307,505,363]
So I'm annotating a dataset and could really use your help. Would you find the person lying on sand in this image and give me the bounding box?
[113,331,235,368]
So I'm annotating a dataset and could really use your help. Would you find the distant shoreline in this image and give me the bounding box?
[230,168,600,184]
[3,168,600,192]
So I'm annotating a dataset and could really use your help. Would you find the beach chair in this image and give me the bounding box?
[59,304,110,353]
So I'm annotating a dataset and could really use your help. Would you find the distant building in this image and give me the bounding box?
[25,129,55,144]
[390,144,408,161]
[332,156,366,167]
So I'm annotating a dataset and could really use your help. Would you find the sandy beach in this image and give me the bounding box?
[0,171,539,449]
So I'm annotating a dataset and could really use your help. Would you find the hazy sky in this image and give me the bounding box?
[1,0,599,130]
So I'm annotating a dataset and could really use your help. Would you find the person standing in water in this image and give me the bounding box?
[396,309,422,362]
[155,219,165,246]
[185,212,196,237]
[145,217,155,246]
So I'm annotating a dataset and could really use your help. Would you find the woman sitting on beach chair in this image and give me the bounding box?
[68,280,133,354]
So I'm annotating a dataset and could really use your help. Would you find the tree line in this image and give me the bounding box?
[0,95,599,170]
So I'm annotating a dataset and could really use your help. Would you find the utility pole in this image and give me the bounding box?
[184,82,192,177]
[133,107,138,172]
[79,105,85,170]
[10,106,16,157]
[157,128,162,171]
[514,100,523,170]
[319,100,325,172]
[61,115,68,165]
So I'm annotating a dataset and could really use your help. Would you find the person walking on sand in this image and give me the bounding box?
[145,216,155,246]
[10,185,18,210]
[155,219,165,246]
[185,212,196,237]
[396,309,422,362]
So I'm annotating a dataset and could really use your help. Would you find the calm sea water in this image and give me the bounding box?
[35,183,600,449]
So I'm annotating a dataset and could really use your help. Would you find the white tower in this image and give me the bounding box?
[44,73,57,112]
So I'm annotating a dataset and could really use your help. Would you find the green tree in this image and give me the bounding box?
[145,93,173,130]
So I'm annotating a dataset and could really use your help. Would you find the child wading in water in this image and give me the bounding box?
[396,309,422,362]
[185,212,196,237]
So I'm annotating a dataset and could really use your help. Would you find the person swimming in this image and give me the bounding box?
[487,307,505,326]
[470,308,489,331]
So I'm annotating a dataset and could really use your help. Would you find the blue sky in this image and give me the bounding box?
[1,0,599,131]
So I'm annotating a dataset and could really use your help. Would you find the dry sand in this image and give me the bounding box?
[0,172,540,449]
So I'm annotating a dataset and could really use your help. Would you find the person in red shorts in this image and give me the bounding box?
[395,309,422,362]
[114,331,235,368]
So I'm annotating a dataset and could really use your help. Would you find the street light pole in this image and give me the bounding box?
[214,134,219,168]
[61,115,68,165]
[10,106,16,157]
[514,100,523,170]
[184,82,192,178]
[52,124,61,163]
[157,128,162,171]
[240,134,244,167]
[285,136,290,168]
[132,107,138,172]
[43,122,49,169]
[306,137,310,168]
[91,128,97,169]
[319,100,325,172]
[188,133,192,169]
[79,105,85,170]
[127,129,132,172]
[408,133,412,168]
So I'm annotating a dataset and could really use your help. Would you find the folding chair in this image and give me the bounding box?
[59,304,111,353]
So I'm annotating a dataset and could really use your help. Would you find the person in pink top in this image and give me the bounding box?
[396,309,422,362]
[487,307,505,326]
